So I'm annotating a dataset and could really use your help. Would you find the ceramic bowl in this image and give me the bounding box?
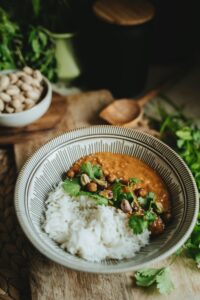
[0,70,52,127]
[14,126,199,273]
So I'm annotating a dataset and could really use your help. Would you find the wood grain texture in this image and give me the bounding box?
[14,89,200,300]
[93,0,155,26]
[0,95,66,145]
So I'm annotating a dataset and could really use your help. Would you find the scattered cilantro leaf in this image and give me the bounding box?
[135,267,174,295]
[144,211,157,223]
[81,162,103,180]
[93,164,103,178]
[156,268,174,294]
[138,196,147,206]
[135,268,160,286]
[81,162,94,179]
[78,191,108,206]
[112,181,123,201]
[63,178,81,196]
[128,215,148,234]
[129,178,141,184]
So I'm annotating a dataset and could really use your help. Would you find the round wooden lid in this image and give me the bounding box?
[93,0,155,26]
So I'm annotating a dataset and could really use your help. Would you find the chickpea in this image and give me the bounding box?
[107,174,116,183]
[103,170,109,176]
[149,217,165,236]
[72,164,80,173]
[134,188,147,197]
[86,182,97,192]
[138,188,147,197]
[120,179,129,185]
[66,170,75,178]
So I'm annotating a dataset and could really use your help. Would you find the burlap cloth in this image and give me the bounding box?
[0,148,31,300]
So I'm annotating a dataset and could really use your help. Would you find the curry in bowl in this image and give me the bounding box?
[43,152,172,262]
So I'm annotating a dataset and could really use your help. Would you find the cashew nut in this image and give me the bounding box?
[0,75,10,91]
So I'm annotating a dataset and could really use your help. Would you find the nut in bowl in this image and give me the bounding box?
[15,127,199,273]
[0,67,52,127]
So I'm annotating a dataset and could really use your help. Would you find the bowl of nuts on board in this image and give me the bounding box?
[0,67,52,127]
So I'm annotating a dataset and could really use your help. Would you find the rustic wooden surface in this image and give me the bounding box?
[0,95,66,145]
[14,89,200,300]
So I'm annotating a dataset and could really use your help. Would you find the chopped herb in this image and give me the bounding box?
[92,164,103,178]
[135,267,174,295]
[138,196,147,207]
[129,178,141,184]
[63,178,81,196]
[144,211,157,223]
[112,181,123,201]
[81,162,95,179]
[81,162,102,180]
[129,215,148,234]
[152,105,200,265]
[78,191,108,206]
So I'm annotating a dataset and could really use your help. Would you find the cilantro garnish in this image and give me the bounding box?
[135,267,174,294]
[144,211,157,223]
[128,215,148,234]
[63,178,81,196]
[152,105,200,265]
[128,210,156,234]
[62,179,108,206]
[81,162,102,179]
[112,181,123,201]
[129,178,141,184]
[79,191,108,206]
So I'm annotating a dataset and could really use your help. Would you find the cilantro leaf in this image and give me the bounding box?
[135,267,174,295]
[81,162,95,179]
[135,268,160,286]
[156,268,174,294]
[63,178,81,196]
[129,178,141,184]
[128,215,148,234]
[79,191,108,206]
[112,181,123,201]
[138,196,147,207]
[81,162,103,180]
[93,164,103,178]
[144,211,157,223]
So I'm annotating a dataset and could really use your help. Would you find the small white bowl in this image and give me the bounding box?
[0,70,52,127]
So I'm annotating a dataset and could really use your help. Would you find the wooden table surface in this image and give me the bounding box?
[13,78,200,300]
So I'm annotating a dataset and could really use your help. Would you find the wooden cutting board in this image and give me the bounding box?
[0,94,66,145]
[14,90,200,300]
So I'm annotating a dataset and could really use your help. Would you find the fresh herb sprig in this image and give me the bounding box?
[62,178,108,206]
[0,8,24,69]
[135,266,174,295]
[24,26,57,81]
[134,104,200,294]
[0,7,57,81]
[155,108,200,265]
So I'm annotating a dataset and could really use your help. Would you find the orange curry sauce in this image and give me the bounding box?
[75,152,171,213]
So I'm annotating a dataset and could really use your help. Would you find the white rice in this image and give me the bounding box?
[42,183,150,262]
